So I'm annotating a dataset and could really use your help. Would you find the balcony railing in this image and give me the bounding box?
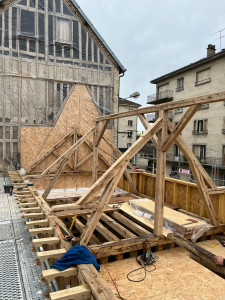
[166,153,225,167]
[192,130,208,135]
[147,89,173,105]
[146,110,172,123]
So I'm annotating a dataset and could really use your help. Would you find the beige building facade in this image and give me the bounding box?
[149,45,225,185]
[118,98,140,163]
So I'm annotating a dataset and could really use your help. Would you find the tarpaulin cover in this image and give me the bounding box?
[50,245,100,272]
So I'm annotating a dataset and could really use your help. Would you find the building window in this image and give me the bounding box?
[176,78,184,91]
[20,10,35,38]
[193,145,206,162]
[175,108,183,114]
[56,18,71,44]
[195,68,211,86]
[128,120,133,126]
[193,119,208,134]
[222,118,225,134]
[174,144,180,158]
[127,131,133,138]
[127,143,132,149]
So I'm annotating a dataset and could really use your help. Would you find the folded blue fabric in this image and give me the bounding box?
[50,245,100,272]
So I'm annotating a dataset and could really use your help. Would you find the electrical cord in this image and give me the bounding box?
[127,239,158,283]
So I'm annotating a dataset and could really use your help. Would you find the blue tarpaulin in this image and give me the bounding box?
[50,245,100,272]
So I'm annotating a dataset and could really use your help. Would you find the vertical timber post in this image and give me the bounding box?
[92,121,99,183]
[154,110,167,236]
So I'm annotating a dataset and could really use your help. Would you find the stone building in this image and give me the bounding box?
[117,98,140,163]
[149,44,225,185]
[0,0,125,171]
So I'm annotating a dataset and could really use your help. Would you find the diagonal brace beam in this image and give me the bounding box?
[162,104,201,152]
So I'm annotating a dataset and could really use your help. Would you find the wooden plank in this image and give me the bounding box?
[78,264,118,300]
[33,237,60,247]
[162,104,201,152]
[100,213,136,239]
[89,235,166,258]
[75,218,101,245]
[23,213,45,219]
[20,202,38,208]
[83,215,120,242]
[111,211,150,236]
[26,219,49,228]
[50,284,91,300]
[29,227,54,236]
[36,249,66,261]
[21,207,41,213]
[42,267,77,282]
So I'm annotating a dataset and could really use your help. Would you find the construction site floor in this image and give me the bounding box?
[0,177,48,300]
[101,246,225,300]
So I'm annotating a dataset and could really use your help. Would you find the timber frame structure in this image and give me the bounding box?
[7,90,225,299]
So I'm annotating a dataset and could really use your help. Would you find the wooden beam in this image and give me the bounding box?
[168,233,225,278]
[167,120,216,189]
[162,104,201,152]
[33,237,60,247]
[42,267,77,282]
[41,127,94,176]
[154,110,167,236]
[26,219,49,228]
[76,118,163,206]
[36,249,66,261]
[96,90,225,121]
[29,227,54,236]
[42,157,69,200]
[49,284,91,300]
[189,160,218,225]
[138,113,158,147]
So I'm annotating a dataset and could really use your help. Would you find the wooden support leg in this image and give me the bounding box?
[42,158,68,200]
[80,165,127,246]
[154,111,167,236]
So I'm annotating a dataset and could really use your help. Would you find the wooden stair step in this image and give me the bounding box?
[42,267,77,281]
[20,202,38,208]
[50,284,91,300]
[23,212,45,219]
[26,219,49,228]
[29,227,54,236]
[21,207,41,213]
[37,249,66,261]
[33,237,60,247]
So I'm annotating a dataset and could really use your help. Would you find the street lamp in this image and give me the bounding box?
[123,92,140,100]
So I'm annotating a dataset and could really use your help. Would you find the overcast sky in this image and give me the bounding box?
[76,0,225,129]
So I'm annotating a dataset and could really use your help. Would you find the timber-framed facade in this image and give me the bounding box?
[0,0,125,171]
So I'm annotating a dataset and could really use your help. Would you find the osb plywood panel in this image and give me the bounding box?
[127,199,206,229]
[190,187,201,215]
[20,84,112,188]
[101,247,225,300]
[32,173,93,190]
[165,181,173,204]
[177,183,187,208]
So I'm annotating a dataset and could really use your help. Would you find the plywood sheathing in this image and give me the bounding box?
[100,247,225,300]
[20,84,112,188]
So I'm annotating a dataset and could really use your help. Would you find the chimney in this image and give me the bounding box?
[207,44,216,57]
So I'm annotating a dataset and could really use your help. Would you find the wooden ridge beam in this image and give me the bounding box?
[96,90,225,121]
